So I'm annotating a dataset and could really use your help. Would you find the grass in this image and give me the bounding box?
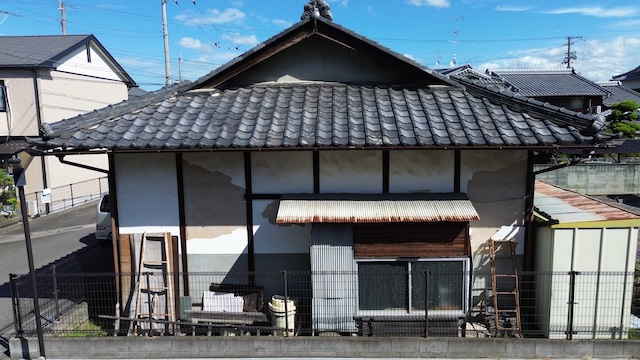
[63,321,108,337]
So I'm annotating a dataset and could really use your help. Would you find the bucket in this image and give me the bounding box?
[268,295,296,336]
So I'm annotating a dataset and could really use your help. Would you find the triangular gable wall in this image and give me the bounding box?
[192,18,454,90]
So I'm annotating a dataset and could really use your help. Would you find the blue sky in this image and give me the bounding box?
[0,0,638,90]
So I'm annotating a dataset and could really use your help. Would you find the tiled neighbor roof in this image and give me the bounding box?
[597,81,640,106]
[29,17,613,152]
[613,65,640,81]
[487,69,610,98]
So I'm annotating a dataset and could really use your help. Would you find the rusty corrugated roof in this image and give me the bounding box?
[276,193,479,224]
[535,180,640,224]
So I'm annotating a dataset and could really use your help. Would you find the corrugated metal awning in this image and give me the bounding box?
[276,193,479,224]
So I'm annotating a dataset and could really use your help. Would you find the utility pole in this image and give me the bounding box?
[161,0,172,86]
[563,36,582,69]
[59,1,66,35]
[178,52,183,83]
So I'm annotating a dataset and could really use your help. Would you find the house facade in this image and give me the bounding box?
[30,3,615,336]
[0,35,135,213]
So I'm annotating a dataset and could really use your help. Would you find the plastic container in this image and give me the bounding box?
[268,295,296,336]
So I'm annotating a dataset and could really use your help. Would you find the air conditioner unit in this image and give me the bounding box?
[590,105,602,114]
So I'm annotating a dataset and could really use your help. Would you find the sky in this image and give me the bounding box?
[0,0,638,91]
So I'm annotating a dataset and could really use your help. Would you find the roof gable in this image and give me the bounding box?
[0,35,136,87]
[190,16,455,90]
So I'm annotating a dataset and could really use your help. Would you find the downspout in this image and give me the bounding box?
[31,69,49,214]
[56,155,109,174]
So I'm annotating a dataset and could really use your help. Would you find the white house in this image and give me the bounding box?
[0,34,136,213]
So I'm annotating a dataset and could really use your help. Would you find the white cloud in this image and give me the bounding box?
[475,36,640,82]
[175,8,246,26]
[179,37,203,50]
[602,19,640,30]
[227,33,259,47]
[496,5,531,12]
[272,19,292,28]
[407,0,450,9]
[545,6,638,18]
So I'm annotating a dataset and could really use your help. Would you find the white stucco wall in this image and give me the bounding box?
[319,151,382,193]
[115,153,180,235]
[182,152,247,255]
[252,152,313,193]
[117,149,532,275]
[389,150,455,193]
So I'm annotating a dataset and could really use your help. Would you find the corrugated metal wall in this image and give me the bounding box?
[310,224,358,333]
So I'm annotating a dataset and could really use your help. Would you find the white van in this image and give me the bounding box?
[96,193,111,243]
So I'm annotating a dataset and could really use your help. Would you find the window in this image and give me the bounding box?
[357,258,468,314]
[0,81,6,112]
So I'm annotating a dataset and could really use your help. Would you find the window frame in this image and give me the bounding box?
[355,257,470,318]
[0,80,6,112]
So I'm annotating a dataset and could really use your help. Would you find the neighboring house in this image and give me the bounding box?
[30,2,617,337]
[0,34,136,213]
[612,65,640,92]
[598,81,640,108]
[484,69,610,114]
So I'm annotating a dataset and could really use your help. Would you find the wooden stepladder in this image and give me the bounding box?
[488,236,522,337]
[133,232,175,335]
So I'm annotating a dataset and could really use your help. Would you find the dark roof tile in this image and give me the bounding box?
[33,83,613,151]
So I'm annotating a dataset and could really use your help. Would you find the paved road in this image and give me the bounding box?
[0,201,114,359]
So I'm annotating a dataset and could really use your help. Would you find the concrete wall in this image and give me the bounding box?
[10,336,640,360]
[535,163,640,195]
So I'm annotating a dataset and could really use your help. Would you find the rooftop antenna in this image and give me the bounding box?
[449,15,463,67]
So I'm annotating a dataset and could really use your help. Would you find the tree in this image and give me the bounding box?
[0,168,17,209]
[605,100,640,139]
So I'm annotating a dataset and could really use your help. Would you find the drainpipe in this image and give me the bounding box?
[56,154,109,174]
[31,68,50,214]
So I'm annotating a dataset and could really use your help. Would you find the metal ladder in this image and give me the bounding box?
[133,232,175,335]
[488,237,522,337]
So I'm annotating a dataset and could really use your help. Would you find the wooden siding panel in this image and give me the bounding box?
[353,223,469,258]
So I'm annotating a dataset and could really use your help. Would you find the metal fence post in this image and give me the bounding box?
[70,183,74,207]
[9,274,23,336]
[566,271,579,340]
[282,270,289,337]
[52,264,60,321]
[424,270,429,338]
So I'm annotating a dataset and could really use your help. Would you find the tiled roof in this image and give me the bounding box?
[613,65,640,81]
[488,69,609,97]
[597,81,640,106]
[31,83,610,151]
